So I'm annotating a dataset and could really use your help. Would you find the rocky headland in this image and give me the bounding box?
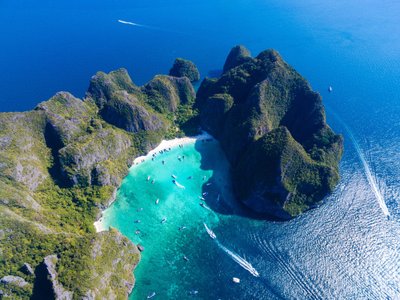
[0,47,342,298]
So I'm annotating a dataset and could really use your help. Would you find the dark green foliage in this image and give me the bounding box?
[222,45,252,73]
[196,46,343,218]
[169,58,200,82]
[0,64,197,298]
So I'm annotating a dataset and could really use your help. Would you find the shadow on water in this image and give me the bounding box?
[194,138,281,220]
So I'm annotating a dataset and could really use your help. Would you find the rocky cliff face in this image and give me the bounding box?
[196,46,343,218]
[0,48,342,299]
[169,58,201,82]
[0,64,197,299]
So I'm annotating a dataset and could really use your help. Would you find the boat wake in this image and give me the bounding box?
[204,223,259,277]
[118,19,143,26]
[332,111,390,216]
[173,180,185,189]
[204,223,216,239]
[216,240,260,277]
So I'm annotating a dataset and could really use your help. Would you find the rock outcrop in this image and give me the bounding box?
[222,45,252,73]
[20,263,34,276]
[1,275,29,288]
[169,58,200,82]
[196,46,343,218]
[43,255,73,300]
[143,75,195,113]
[0,65,194,299]
[0,47,343,300]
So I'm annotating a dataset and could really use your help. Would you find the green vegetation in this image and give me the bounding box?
[169,58,200,82]
[196,46,343,218]
[0,47,342,298]
[0,65,198,298]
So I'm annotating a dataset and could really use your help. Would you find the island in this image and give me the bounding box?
[0,46,342,298]
[196,46,343,218]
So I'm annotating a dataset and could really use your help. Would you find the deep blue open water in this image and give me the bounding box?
[2,0,400,298]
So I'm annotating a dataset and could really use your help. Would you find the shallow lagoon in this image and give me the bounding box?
[100,131,400,299]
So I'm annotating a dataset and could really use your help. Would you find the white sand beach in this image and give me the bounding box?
[94,131,214,232]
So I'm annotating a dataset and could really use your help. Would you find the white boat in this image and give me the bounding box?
[203,223,216,239]
[232,277,240,283]
[171,174,177,179]
[199,196,206,200]
[147,176,151,181]
[161,217,167,224]
[328,86,333,92]
[155,199,159,205]
[173,180,185,189]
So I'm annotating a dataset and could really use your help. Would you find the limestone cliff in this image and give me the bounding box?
[0,65,197,299]
[196,46,343,218]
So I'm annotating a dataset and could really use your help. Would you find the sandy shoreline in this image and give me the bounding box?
[94,132,213,232]
[132,131,212,165]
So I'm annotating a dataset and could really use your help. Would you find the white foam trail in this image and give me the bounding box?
[332,112,389,216]
[173,181,185,189]
[203,223,216,239]
[216,240,260,277]
[118,19,143,26]
[200,203,212,212]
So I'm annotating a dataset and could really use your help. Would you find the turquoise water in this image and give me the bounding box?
[101,135,400,299]
[101,138,256,299]
[3,0,400,298]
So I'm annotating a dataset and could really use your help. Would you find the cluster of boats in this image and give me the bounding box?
[139,144,249,298]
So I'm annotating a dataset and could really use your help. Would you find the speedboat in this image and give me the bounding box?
[199,196,205,200]
[178,226,186,231]
[183,255,189,261]
[203,223,216,239]
[161,217,167,224]
[233,277,240,283]
[155,199,159,205]
[134,220,141,223]
[171,174,177,179]
[328,86,333,92]
[189,290,198,295]
[147,176,151,181]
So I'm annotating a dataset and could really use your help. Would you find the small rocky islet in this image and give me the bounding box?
[0,46,342,298]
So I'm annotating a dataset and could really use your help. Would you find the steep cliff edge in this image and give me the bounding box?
[0,47,343,298]
[196,46,343,218]
[0,66,196,298]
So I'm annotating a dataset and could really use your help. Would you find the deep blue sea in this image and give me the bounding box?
[2,0,400,298]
